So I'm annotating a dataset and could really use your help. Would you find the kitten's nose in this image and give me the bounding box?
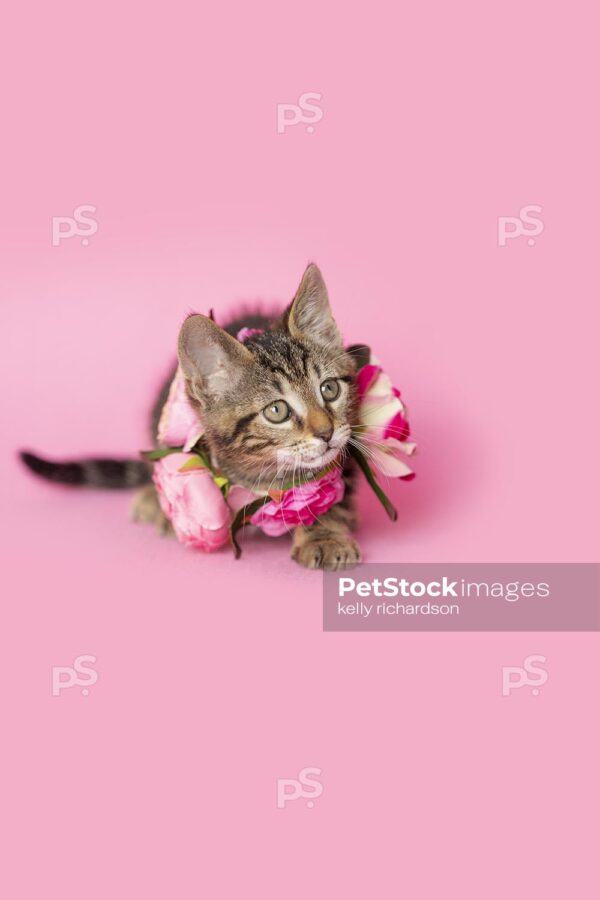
[314,425,334,444]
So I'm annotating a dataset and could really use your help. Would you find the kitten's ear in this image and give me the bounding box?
[178,314,253,399]
[286,263,342,348]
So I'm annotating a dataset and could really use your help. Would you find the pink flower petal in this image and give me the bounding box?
[157,367,204,448]
[236,327,264,343]
[367,444,414,479]
[356,364,381,398]
[227,484,259,513]
[153,454,231,552]
[361,395,405,430]
[250,469,345,536]
[356,361,416,478]
[384,410,411,441]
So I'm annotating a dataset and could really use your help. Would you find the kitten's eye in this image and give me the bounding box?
[263,400,291,423]
[320,378,340,401]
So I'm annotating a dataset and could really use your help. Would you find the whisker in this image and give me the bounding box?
[352,423,411,439]
[347,437,398,492]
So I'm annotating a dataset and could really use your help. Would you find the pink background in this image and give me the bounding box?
[1,1,598,897]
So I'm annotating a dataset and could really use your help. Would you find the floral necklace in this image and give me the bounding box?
[143,334,416,557]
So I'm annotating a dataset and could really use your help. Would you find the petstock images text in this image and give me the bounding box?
[322,564,600,631]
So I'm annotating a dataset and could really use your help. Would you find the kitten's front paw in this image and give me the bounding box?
[131,485,174,537]
[292,534,361,570]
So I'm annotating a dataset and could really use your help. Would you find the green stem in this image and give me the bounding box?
[140,446,183,461]
[229,496,273,559]
[349,444,398,522]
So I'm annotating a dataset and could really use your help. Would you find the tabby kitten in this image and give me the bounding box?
[21,264,362,569]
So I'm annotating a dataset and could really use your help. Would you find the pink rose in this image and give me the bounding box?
[153,452,231,551]
[157,367,204,451]
[250,468,345,537]
[356,363,416,479]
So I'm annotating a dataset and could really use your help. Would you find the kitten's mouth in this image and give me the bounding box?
[277,431,350,475]
[297,446,342,471]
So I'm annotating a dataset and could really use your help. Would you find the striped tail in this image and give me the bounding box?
[20,451,151,489]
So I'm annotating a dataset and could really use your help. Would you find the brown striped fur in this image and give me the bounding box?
[173,263,361,569]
